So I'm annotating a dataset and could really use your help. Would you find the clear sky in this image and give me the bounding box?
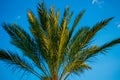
[0,0,120,80]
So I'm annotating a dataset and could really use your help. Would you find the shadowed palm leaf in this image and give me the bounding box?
[0,2,120,80]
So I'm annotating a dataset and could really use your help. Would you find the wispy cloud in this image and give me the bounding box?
[92,0,98,4]
[117,24,120,28]
[114,21,120,28]
[92,0,104,8]
[15,16,21,20]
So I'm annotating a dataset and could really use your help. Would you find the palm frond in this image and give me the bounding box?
[85,38,120,61]
[67,27,90,59]
[37,2,49,32]
[2,23,50,77]
[28,11,51,77]
[69,10,85,39]
[81,17,114,47]
[0,50,41,78]
[60,61,91,80]
[2,23,40,63]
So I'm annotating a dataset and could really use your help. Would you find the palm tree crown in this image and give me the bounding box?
[0,2,120,80]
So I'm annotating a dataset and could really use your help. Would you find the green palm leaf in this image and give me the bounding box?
[0,50,41,79]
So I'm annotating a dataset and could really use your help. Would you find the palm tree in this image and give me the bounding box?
[0,2,120,80]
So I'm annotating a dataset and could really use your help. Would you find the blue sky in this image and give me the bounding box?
[0,0,120,80]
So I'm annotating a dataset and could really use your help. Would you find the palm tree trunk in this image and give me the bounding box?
[51,75,58,80]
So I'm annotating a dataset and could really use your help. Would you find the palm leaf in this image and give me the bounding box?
[84,38,120,61]
[0,50,41,79]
